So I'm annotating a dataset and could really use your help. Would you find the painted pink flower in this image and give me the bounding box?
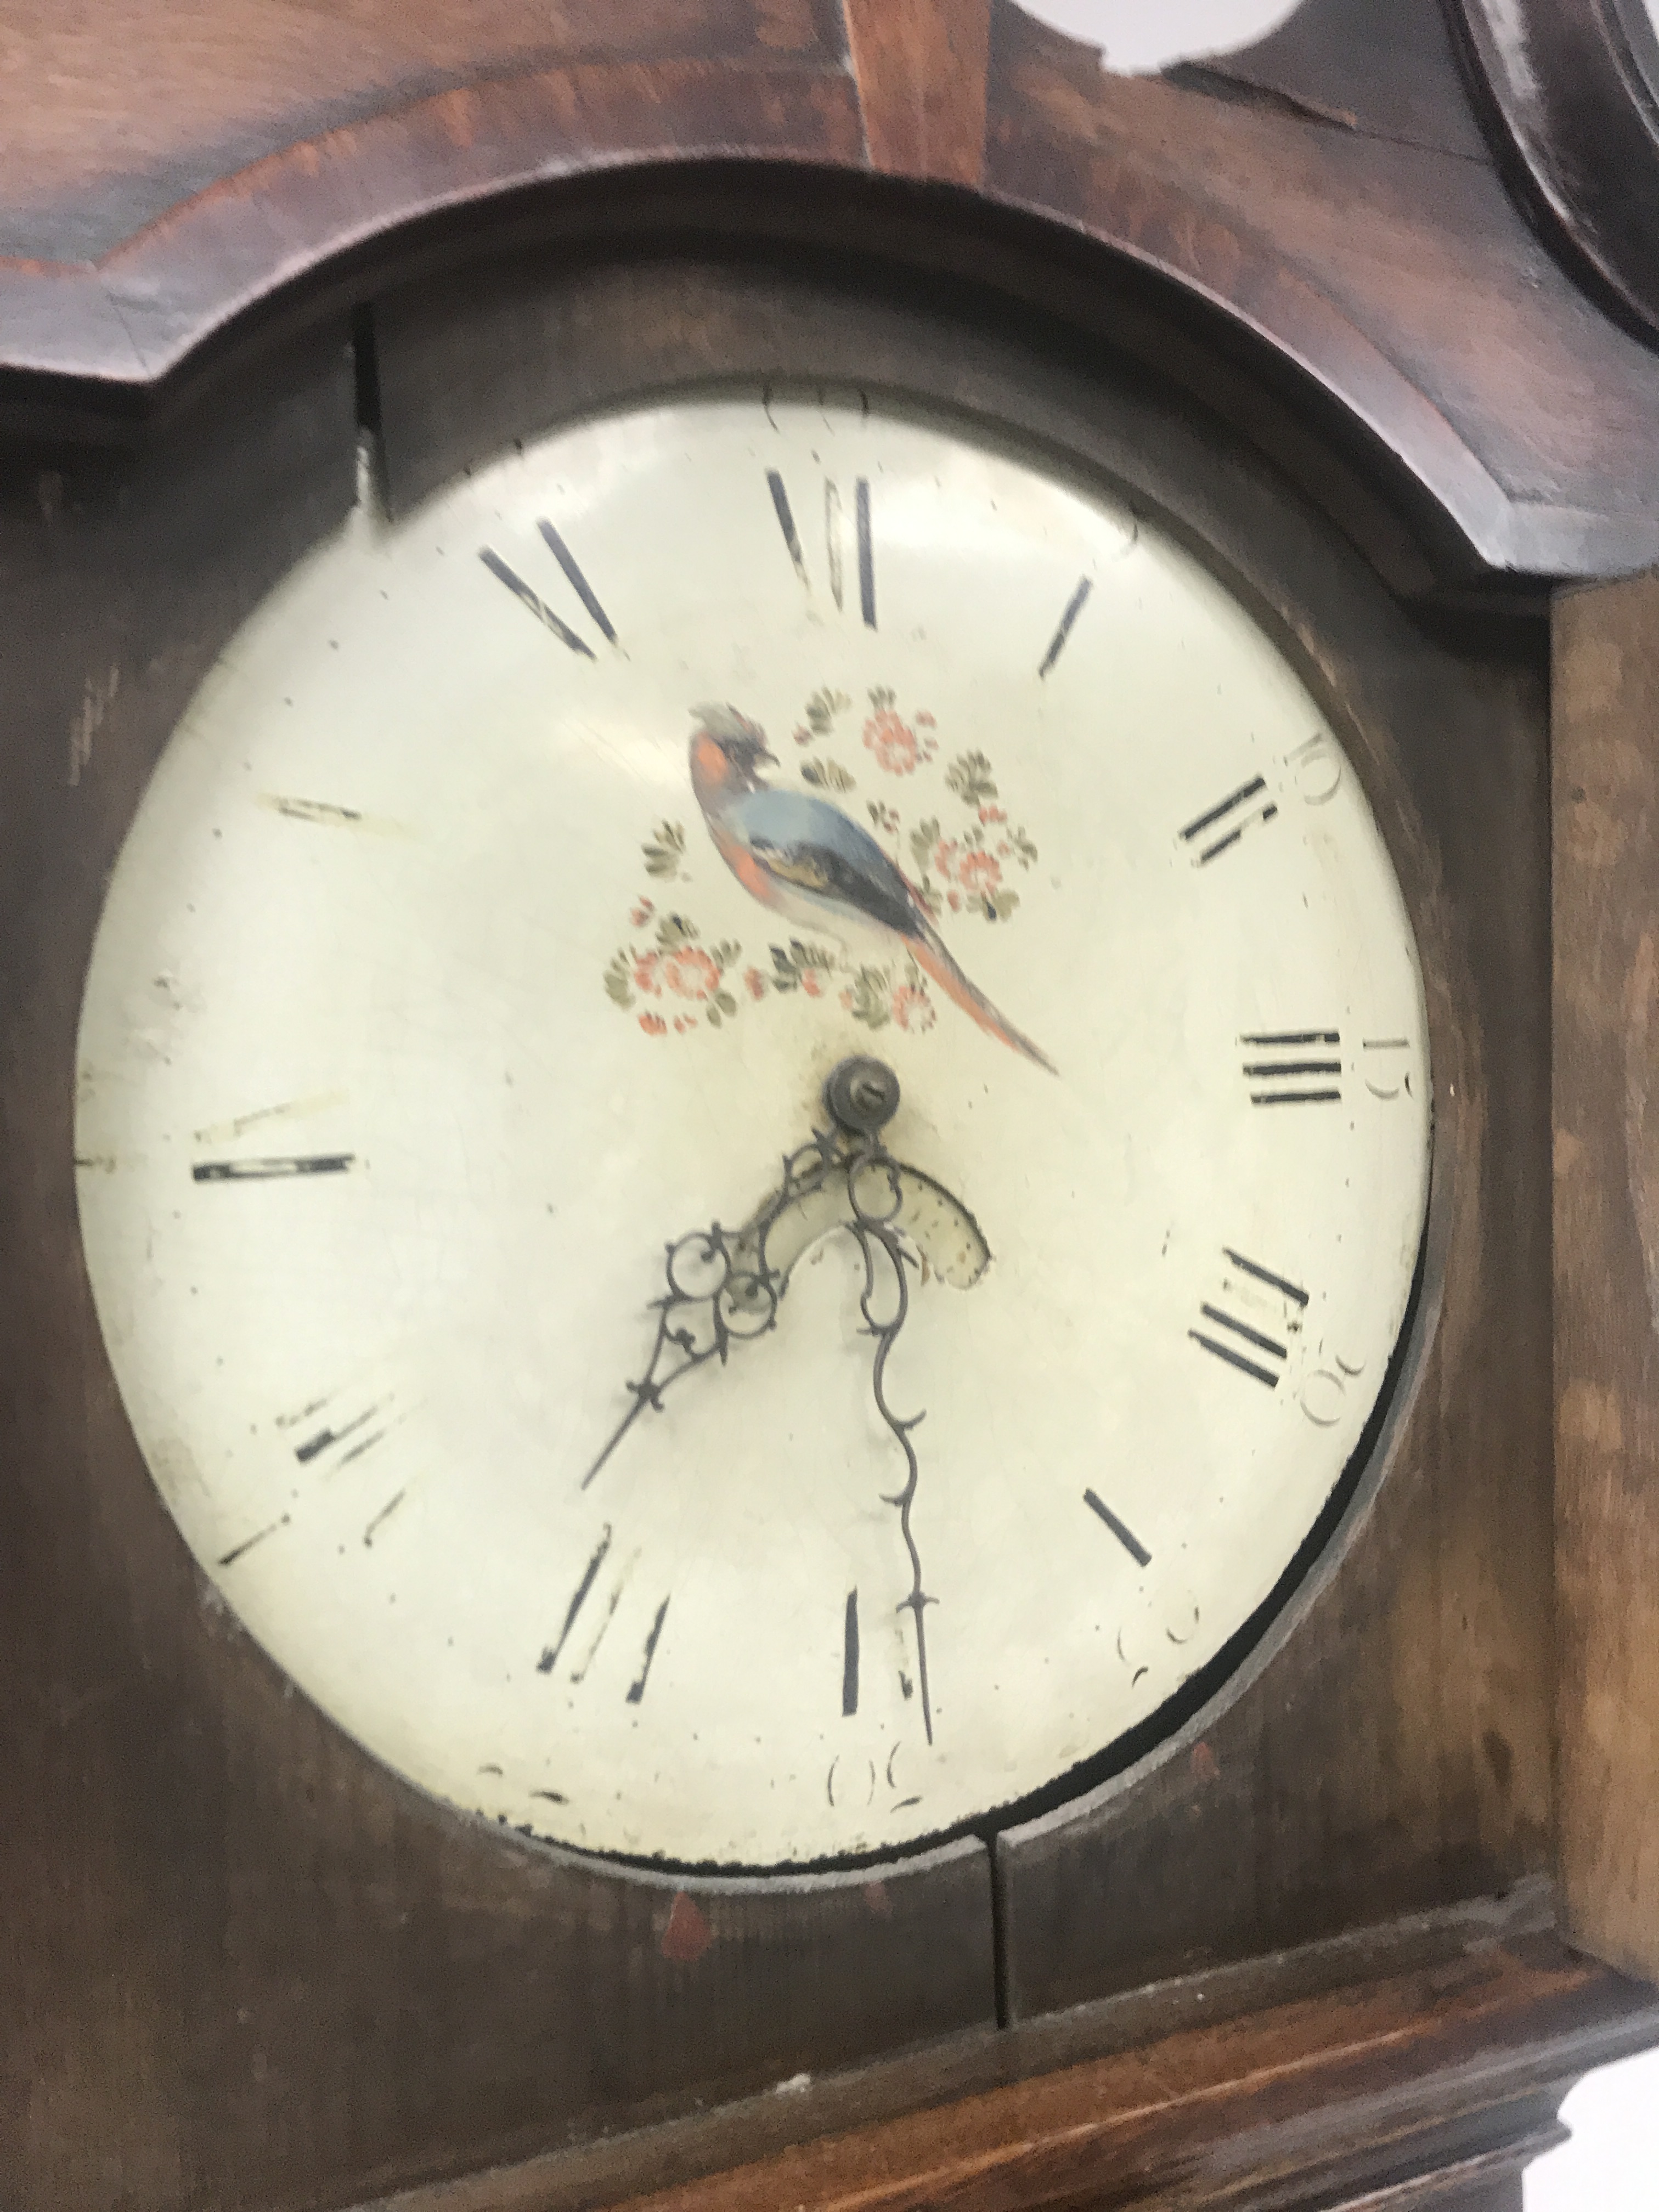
[957,850,1003,899]
[891,984,935,1033]
[744,966,768,1000]
[800,969,823,998]
[664,946,720,1001]
[932,837,962,882]
[915,710,936,728]
[639,1012,667,1036]
[979,805,1006,825]
[793,725,813,747]
[633,951,663,996]
[630,898,656,927]
[674,1014,697,1034]
[864,707,922,776]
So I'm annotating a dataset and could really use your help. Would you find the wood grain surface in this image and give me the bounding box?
[370,1928,1659,2211]
[3,0,1659,586]
[1450,0,1659,343]
[844,0,990,184]
[1552,568,1659,1987]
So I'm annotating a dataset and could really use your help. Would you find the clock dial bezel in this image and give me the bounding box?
[71,257,1460,1880]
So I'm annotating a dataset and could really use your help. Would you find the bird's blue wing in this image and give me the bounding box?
[726,788,923,941]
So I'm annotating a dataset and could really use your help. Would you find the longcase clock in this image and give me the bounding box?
[4,3,1659,2209]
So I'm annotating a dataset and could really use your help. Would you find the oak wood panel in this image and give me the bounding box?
[1553,566,1659,1985]
[369,1932,1659,2212]
[0,331,996,2212]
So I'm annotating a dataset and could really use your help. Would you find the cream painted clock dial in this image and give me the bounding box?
[75,389,1431,1868]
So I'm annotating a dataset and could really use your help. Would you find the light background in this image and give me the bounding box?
[1013,1,1659,2198]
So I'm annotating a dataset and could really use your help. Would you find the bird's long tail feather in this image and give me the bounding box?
[912,931,1057,1074]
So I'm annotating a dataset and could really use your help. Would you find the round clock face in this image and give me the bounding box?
[75,386,1431,1868]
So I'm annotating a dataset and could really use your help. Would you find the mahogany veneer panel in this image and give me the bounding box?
[5,0,1659,590]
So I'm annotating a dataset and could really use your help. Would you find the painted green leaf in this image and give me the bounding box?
[802,757,855,793]
[945,751,998,808]
[642,820,688,879]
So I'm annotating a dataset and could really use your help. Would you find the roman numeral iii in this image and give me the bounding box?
[1240,1030,1342,1107]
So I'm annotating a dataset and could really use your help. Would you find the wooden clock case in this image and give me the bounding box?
[4,4,1659,2210]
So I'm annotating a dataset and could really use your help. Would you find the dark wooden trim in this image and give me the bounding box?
[353,1921,1659,2210]
[8,5,1659,585]
[1449,0,1659,343]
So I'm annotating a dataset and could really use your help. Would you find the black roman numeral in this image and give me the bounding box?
[626,1596,671,1705]
[537,1526,612,1676]
[1180,775,1279,865]
[1083,1488,1152,1566]
[842,1589,860,1716]
[535,520,616,644]
[1038,574,1093,679]
[479,523,616,657]
[855,477,876,629]
[766,466,876,627]
[193,1153,354,1181]
[1189,1249,1308,1387]
[1240,1029,1342,1106]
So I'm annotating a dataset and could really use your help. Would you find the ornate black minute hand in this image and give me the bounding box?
[579,1057,988,1748]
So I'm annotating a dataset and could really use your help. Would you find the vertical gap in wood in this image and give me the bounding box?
[351,302,390,521]
[988,1832,1012,2029]
[351,302,381,435]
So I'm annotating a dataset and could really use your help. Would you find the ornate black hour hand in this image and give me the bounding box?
[579,1057,988,1747]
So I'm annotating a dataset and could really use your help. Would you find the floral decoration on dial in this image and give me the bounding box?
[603,689,1049,1065]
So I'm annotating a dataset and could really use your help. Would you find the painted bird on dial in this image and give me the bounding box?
[689,705,1056,1072]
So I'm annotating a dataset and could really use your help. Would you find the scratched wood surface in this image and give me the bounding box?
[1450,0,1659,344]
[0,328,996,2212]
[1552,569,1659,1987]
[367,1927,1659,2211]
[5,0,1659,586]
